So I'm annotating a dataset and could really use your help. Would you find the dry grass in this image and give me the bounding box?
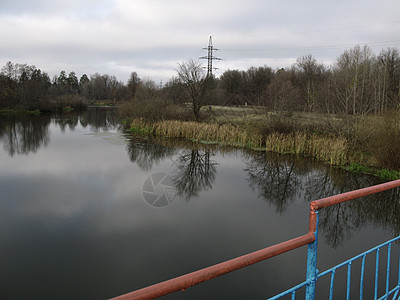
[130,117,350,165]
[154,120,263,148]
[206,106,335,128]
[131,118,264,148]
[205,106,269,128]
[128,106,400,171]
[353,113,400,169]
[265,132,349,166]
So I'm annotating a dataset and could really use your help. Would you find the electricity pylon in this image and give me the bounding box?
[200,36,222,76]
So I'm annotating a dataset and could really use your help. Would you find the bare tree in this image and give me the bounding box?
[177,59,213,121]
[127,72,140,101]
[331,45,375,115]
[295,54,325,111]
[377,48,400,111]
[268,68,299,111]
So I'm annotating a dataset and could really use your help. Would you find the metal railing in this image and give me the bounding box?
[270,221,400,299]
[318,236,400,300]
[110,179,400,300]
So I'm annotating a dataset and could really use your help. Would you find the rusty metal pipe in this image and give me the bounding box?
[310,179,400,211]
[109,233,315,300]
[308,179,400,232]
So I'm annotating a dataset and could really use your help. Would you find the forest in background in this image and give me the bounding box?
[0,44,399,115]
[1,44,400,176]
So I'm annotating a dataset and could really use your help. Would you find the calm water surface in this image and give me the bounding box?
[0,107,399,299]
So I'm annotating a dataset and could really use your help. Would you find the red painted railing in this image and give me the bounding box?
[110,178,400,300]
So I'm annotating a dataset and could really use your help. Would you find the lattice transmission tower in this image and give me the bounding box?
[200,36,222,76]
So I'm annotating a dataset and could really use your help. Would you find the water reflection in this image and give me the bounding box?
[54,106,121,132]
[303,169,371,247]
[125,137,218,200]
[2,108,400,299]
[304,168,400,247]
[131,136,400,244]
[244,151,304,213]
[1,108,400,250]
[78,106,121,131]
[54,116,79,132]
[243,150,400,248]
[0,107,120,156]
[126,136,175,171]
[0,114,51,156]
[172,149,217,200]
[125,135,400,249]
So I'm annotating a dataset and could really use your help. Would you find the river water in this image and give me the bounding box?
[0,107,399,299]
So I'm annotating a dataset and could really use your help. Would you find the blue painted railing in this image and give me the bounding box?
[269,210,400,299]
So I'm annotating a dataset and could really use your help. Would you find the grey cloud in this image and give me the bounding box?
[0,0,112,16]
[1,0,400,83]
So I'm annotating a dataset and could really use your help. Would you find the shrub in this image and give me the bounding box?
[365,114,400,170]
[256,112,298,143]
[51,94,88,111]
[119,98,192,123]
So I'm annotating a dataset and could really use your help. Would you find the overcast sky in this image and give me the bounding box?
[1,0,400,83]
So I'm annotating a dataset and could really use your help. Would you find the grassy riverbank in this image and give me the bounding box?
[127,105,400,180]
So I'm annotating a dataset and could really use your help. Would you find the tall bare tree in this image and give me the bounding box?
[331,45,375,115]
[295,54,325,111]
[378,48,400,111]
[177,59,213,121]
[127,72,140,101]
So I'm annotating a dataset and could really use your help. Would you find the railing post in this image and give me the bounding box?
[305,211,319,300]
[398,244,400,287]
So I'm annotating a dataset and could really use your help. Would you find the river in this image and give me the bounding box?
[0,107,399,299]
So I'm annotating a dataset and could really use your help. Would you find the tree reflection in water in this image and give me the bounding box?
[54,106,121,132]
[126,136,175,171]
[244,151,307,213]
[305,166,400,248]
[127,137,400,248]
[125,136,218,200]
[0,107,121,157]
[304,168,376,248]
[0,114,51,156]
[79,106,121,131]
[244,150,400,248]
[172,149,217,200]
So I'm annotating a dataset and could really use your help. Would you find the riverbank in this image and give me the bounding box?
[0,107,82,115]
[127,106,400,180]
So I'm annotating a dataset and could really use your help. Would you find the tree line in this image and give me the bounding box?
[216,45,400,115]
[0,62,141,111]
[1,45,399,115]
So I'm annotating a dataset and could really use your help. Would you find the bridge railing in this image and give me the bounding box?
[109,179,400,300]
[270,226,400,299]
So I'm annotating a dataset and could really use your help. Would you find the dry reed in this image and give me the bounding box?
[131,118,264,149]
[265,132,349,166]
[130,118,350,165]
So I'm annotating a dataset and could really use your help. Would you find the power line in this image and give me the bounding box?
[293,19,400,35]
[222,39,400,53]
[219,19,400,39]
[219,39,400,67]
[199,36,222,76]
